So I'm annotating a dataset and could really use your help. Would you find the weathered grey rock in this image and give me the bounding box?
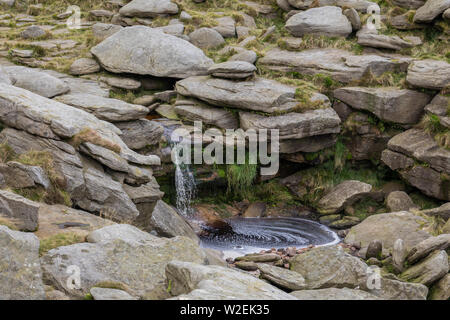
[392,238,407,273]
[357,32,417,50]
[177,76,305,113]
[286,6,352,37]
[334,87,431,124]
[240,107,340,140]
[90,9,114,18]
[406,234,450,264]
[100,76,141,90]
[90,287,137,300]
[69,58,100,76]
[41,225,206,298]
[229,49,258,64]
[290,245,368,289]
[279,134,338,154]
[0,67,11,85]
[257,263,306,290]
[55,93,148,122]
[345,211,431,253]
[363,276,428,300]
[390,12,426,30]
[235,253,281,263]
[145,200,198,241]
[328,216,361,229]
[5,66,69,98]
[392,0,426,9]
[429,274,450,300]
[421,202,450,220]
[317,180,372,214]
[406,59,450,90]
[80,142,130,172]
[425,95,450,129]
[444,7,450,18]
[278,0,295,11]
[119,0,178,18]
[189,27,225,49]
[413,0,450,23]
[291,287,380,300]
[213,16,236,38]
[166,261,297,300]
[91,26,213,78]
[21,25,46,39]
[0,190,40,232]
[235,261,258,271]
[8,162,50,189]
[92,23,123,40]
[0,162,35,189]
[400,250,449,286]
[208,61,256,79]
[0,226,45,299]
[366,239,383,259]
[115,119,164,150]
[259,48,408,83]
[386,191,418,212]
[174,99,238,129]
[87,224,151,243]
[344,7,361,30]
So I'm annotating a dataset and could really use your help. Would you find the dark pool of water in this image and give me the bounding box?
[199,217,340,258]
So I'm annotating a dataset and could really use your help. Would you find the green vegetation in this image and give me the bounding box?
[226,161,258,199]
[419,114,450,149]
[39,232,85,255]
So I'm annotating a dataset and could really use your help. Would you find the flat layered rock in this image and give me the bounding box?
[406,59,450,90]
[286,6,352,37]
[207,61,256,79]
[0,226,45,300]
[213,16,236,38]
[119,0,178,18]
[413,0,450,23]
[357,32,417,50]
[115,119,164,150]
[429,274,450,300]
[189,27,225,49]
[166,261,297,300]
[317,180,372,214]
[406,234,450,264]
[174,99,238,129]
[425,95,450,128]
[290,245,368,289]
[91,26,213,78]
[92,23,123,40]
[259,48,408,83]
[400,250,449,286]
[345,211,431,252]
[257,263,306,290]
[69,58,100,76]
[334,87,431,124]
[0,190,40,232]
[55,93,149,122]
[90,287,136,300]
[239,108,340,140]
[5,66,69,98]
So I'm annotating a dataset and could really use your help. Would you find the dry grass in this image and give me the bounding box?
[71,128,121,154]
[39,232,85,255]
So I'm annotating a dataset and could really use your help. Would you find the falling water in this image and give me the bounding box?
[172,142,196,217]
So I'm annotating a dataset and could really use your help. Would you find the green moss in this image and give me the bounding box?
[39,232,85,256]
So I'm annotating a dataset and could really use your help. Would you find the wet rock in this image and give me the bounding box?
[291,287,379,300]
[406,59,450,90]
[189,27,225,49]
[259,48,407,83]
[334,87,431,124]
[406,234,450,264]
[90,287,137,300]
[317,180,372,214]
[0,190,40,232]
[41,225,206,298]
[166,261,296,300]
[69,58,100,76]
[290,245,368,289]
[345,211,431,253]
[119,0,178,18]
[0,226,45,299]
[258,263,306,290]
[386,191,418,212]
[5,66,69,98]
[413,0,450,23]
[55,93,148,122]
[243,202,266,218]
[115,119,164,150]
[286,6,352,37]
[91,26,213,78]
[400,250,449,286]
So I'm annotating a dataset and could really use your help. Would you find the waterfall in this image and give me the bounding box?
[172,141,196,217]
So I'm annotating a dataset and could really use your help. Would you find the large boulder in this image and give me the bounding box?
[115,119,164,150]
[334,87,431,124]
[406,234,450,264]
[41,225,206,298]
[4,66,69,98]
[385,191,418,212]
[166,261,297,300]
[317,180,372,214]
[400,250,449,286]
[286,6,352,37]
[357,32,417,50]
[344,211,431,253]
[0,190,40,232]
[208,61,256,79]
[363,276,428,300]
[406,59,450,90]
[413,0,450,23]
[291,288,379,300]
[257,263,306,290]
[119,0,178,18]
[0,226,45,299]
[289,245,368,289]
[91,26,213,78]
[55,93,149,122]
[259,48,408,83]
[176,76,302,113]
